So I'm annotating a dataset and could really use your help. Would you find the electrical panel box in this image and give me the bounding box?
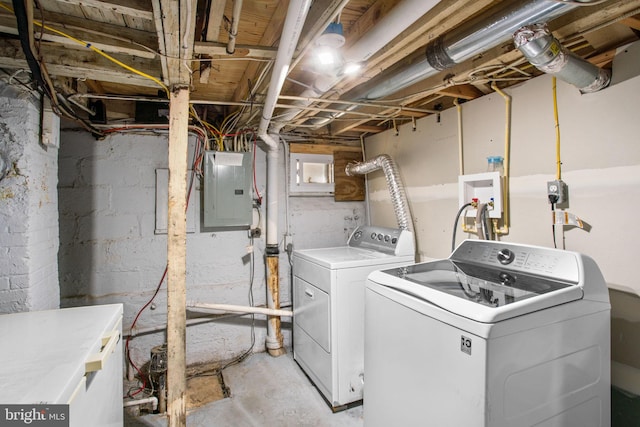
[203,151,252,228]
[458,171,503,219]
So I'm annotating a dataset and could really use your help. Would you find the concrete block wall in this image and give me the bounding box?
[58,130,365,369]
[0,84,60,313]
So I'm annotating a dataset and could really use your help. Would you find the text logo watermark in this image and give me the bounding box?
[0,405,69,426]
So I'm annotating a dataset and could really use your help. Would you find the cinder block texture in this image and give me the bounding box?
[0,84,60,312]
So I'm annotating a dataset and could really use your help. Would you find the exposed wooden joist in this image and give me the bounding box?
[289,142,362,154]
[231,1,288,103]
[331,45,524,135]
[204,0,225,41]
[587,48,617,68]
[0,38,161,88]
[437,84,485,100]
[0,14,155,59]
[621,14,640,30]
[53,0,153,20]
[151,0,169,84]
[158,0,197,85]
[348,124,386,134]
[194,41,278,58]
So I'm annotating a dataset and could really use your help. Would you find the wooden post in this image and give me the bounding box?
[166,86,189,427]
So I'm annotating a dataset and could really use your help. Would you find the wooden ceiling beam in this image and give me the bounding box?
[151,0,169,84]
[0,14,156,59]
[194,42,277,58]
[204,0,225,42]
[620,15,640,31]
[231,1,288,103]
[0,38,162,88]
[158,0,197,86]
[52,0,153,20]
[436,84,485,100]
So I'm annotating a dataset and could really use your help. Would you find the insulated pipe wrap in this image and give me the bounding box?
[514,23,611,93]
[346,154,412,231]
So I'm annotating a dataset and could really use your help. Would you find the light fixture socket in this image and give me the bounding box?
[316,22,345,49]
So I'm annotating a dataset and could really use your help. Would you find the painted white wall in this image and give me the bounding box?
[366,42,640,295]
[0,84,59,313]
[58,130,365,368]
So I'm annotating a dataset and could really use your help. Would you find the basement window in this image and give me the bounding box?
[290,153,334,195]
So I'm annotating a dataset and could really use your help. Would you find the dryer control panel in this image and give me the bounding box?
[348,225,415,257]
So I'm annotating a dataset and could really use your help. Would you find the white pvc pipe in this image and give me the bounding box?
[187,302,293,317]
[266,146,280,246]
[124,396,158,411]
[226,0,243,54]
[270,0,442,131]
[258,0,312,143]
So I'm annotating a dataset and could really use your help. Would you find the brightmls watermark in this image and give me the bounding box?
[0,405,69,426]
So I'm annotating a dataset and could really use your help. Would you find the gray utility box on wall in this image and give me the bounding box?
[203,151,252,228]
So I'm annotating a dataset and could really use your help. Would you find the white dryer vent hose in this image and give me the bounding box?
[346,154,412,232]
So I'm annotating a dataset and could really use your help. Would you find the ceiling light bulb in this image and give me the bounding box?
[343,62,362,75]
[317,47,338,65]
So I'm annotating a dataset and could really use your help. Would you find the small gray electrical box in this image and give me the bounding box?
[547,179,569,209]
[203,151,252,228]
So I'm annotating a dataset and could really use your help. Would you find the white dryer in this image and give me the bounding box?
[292,225,415,410]
[364,240,611,427]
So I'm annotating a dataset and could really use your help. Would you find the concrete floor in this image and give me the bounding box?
[126,350,364,426]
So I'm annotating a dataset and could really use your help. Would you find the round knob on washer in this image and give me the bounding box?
[497,248,515,265]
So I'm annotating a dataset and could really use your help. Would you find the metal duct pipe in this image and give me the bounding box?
[364,0,580,100]
[513,23,610,93]
[346,154,412,232]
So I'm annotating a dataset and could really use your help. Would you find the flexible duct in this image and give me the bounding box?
[363,0,582,100]
[513,23,610,93]
[346,154,412,232]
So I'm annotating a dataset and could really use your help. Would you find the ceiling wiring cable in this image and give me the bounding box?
[6,1,104,136]
[452,202,473,253]
[0,2,169,97]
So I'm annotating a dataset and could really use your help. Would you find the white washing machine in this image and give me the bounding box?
[292,225,415,410]
[364,240,610,427]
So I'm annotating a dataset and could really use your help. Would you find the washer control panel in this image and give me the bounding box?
[451,240,580,284]
[348,225,415,257]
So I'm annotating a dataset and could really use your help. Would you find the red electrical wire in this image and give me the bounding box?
[116,125,205,397]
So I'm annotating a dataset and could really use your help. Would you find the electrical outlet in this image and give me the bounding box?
[547,180,569,208]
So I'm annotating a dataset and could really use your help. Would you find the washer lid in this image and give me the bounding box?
[369,259,584,323]
[294,246,414,269]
